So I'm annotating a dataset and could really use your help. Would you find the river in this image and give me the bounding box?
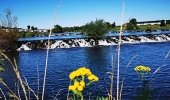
[0,42,170,100]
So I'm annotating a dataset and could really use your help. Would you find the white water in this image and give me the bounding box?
[17,34,170,51]
[17,44,31,51]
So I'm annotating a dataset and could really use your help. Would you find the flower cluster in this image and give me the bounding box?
[68,67,99,99]
[134,65,151,80]
[134,65,151,72]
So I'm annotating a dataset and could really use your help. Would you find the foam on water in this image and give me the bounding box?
[17,34,170,51]
[17,44,31,51]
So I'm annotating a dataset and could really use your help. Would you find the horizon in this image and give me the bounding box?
[0,0,170,29]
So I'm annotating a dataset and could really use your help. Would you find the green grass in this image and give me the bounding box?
[111,24,170,31]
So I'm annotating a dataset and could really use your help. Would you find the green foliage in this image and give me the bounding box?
[18,31,26,38]
[95,96,108,100]
[145,27,152,32]
[126,18,137,30]
[82,19,107,39]
[126,23,135,30]
[105,22,111,30]
[31,26,35,32]
[130,18,137,27]
[53,24,63,33]
[166,20,170,24]
[0,54,4,72]
[0,53,4,82]
[25,32,35,37]
[27,25,30,31]
[137,80,153,100]
[111,22,116,28]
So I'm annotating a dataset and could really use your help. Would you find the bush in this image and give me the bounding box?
[0,29,18,51]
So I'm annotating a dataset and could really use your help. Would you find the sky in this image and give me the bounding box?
[0,0,170,29]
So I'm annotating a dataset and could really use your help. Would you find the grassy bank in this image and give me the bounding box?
[112,24,170,31]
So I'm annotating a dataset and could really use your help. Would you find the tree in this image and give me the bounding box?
[82,19,107,40]
[111,22,116,28]
[52,25,63,33]
[129,18,137,27]
[126,18,137,30]
[166,20,170,24]
[31,26,35,32]
[105,22,111,30]
[0,8,18,28]
[27,25,30,31]
[35,27,38,31]
[160,20,166,27]
[126,23,135,30]
[0,8,18,51]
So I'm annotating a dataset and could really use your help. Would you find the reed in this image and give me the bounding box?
[116,0,125,100]
[0,88,6,100]
[41,0,62,100]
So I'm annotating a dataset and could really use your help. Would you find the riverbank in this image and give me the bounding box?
[17,34,170,51]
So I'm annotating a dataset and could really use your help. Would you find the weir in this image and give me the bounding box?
[17,33,170,51]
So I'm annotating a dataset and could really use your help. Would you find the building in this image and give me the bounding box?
[137,20,166,26]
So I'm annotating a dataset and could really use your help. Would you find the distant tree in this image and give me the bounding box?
[35,27,38,31]
[111,22,116,28]
[129,18,137,27]
[27,25,30,31]
[31,26,35,32]
[52,25,63,33]
[126,23,135,30]
[73,26,82,32]
[160,20,166,27]
[47,29,50,33]
[126,18,137,30]
[105,22,111,30]
[82,19,107,44]
[166,20,170,24]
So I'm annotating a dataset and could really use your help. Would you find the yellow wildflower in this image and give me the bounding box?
[88,74,95,81]
[94,76,99,81]
[69,71,76,80]
[85,69,92,76]
[80,81,85,87]
[74,81,79,88]
[69,85,76,91]
[77,86,83,91]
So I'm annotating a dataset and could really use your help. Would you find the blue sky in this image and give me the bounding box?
[0,0,170,29]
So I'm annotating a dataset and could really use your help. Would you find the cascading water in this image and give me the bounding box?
[17,34,170,51]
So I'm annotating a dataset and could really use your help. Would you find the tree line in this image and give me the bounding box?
[52,21,116,33]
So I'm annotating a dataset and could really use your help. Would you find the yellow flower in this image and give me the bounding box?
[85,69,92,76]
[79,67,86,71]
[77,86,83,91]
[69,85,76,91]
[80,81,85,87]
[80,71,87,76]
[69,71,76,80]
[135,65,151,72]
[74,81,79,88]
[94,76,99,81]
[88,74,95,81]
